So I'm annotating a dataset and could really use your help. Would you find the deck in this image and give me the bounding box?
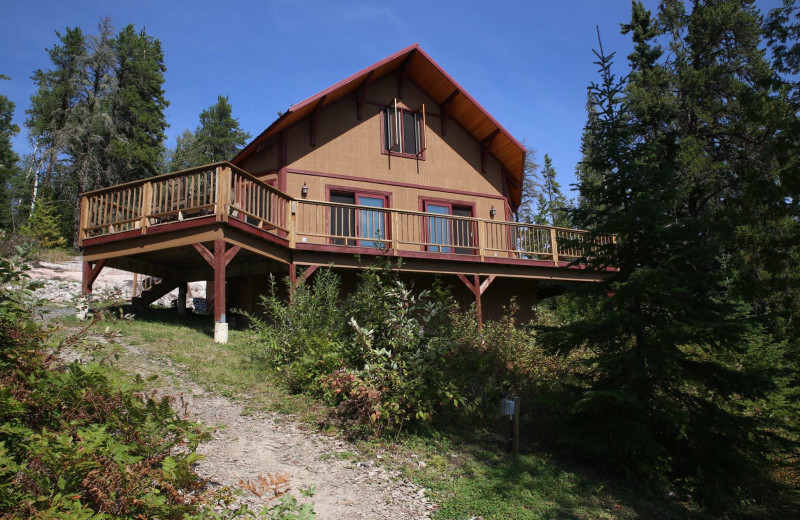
[79,162,612,332]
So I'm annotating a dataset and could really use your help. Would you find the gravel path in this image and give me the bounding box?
[31,259,436,519]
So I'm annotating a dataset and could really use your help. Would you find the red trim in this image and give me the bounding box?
[81,229,142,246]
[227,216,290,247]
[193,243,215,267]
[379,104,426,160]
[145,216,218,235]
[418,196,478,254]
[231,44,526,204]
[287,168,507,203]
[326,184,393,247]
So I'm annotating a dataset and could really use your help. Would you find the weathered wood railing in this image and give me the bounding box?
[292,200,608,264]
[80,162,291,241]
[80,162,610,265]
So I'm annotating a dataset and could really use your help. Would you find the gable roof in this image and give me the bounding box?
[231,43,527,209]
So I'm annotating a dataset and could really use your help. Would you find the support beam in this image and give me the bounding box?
[193,242,215,267]
[81,259,106,294]
[224,245,241,266]
[301,264,318,281]
[397,50,416,99]
[177,284,187,315]
[213,239,226,324]
[481,130,501,174]
[310,95,327,147]
[456,273,496,330]
[356,71,374,120]
[439,89,458,136]
[278,130,288,192]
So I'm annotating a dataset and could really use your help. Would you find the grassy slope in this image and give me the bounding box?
[58,308,704,520]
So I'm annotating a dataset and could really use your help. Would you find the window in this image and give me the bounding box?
[329,191,388,247]
[422,200,476,254]
[383,100,426,157]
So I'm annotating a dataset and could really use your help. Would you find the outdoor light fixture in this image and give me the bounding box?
[490,205,497,218]
[301,182,309,197]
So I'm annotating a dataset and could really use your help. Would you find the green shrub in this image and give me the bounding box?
[0,252,315,519]
[21,197,67,249]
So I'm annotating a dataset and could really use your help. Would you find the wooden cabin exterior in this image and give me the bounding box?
[79,44,612,341]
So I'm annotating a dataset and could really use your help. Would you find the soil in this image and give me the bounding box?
[30,258,436,519]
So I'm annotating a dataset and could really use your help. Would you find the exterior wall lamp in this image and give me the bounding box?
[301,182,309,198]
[490,205,497,219]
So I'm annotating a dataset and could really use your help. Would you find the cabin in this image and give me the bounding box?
[78,44,612,342]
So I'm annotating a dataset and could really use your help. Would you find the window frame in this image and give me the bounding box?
[326,185,393,247]
[380,102,426,160]
[418,197,477,255]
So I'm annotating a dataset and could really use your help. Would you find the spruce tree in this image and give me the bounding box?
[545,1,794,504]
[0,84,20,231]
[194,95,251,162]
[109,24,169,183]
[533,154,570,227]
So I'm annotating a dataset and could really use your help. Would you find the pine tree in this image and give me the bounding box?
[108,24,169,183]
[167,129,203,171]
[0,81,20,231]
[516,147,540,223]
[193,95,251,162]
[533,154,570,227]
[25,19,170,246]
[546,1,794,504]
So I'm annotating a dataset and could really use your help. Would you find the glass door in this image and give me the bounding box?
[357,195,386,248]
[424,202,475,254]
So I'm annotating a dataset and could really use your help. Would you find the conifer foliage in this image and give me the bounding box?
[545,0,800,504]
[23,19,168,246]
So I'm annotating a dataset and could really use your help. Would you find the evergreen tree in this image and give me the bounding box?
[516,147,540,223]
[193,95,251,162]
[167,128,203,171]
[108,24,169,183]
[545,1,795,505]
[0,81,20,230]
[25,19,170,246]
[533,154,570,227]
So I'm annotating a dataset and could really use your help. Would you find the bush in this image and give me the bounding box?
[0,251,315,519]
[22,197,67,249]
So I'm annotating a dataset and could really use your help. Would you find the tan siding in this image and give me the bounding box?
[283,74,506,212]
[239,141,279,174]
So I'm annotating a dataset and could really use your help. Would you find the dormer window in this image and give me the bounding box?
[383,100,426,158]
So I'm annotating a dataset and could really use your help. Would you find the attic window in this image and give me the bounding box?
[383,100,426,158]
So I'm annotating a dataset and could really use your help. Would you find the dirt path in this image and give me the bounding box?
[32,260,435,520]
[110,343,434,519]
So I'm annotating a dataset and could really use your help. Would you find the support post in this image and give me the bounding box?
[512,396,520,455]
[456,273,496,330]
[140,182,152,233]
[177,284,187,316]
[550,227,560,266]
[213,238,228,344]
[81,259,106,295]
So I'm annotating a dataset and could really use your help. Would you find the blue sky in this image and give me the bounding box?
[0,0,785,197]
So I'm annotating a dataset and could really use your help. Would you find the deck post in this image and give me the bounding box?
[550,228,560,267]
[140,182,152,233]
[177,284,187,316]
[81,259,106,295]
[213,238,228,343]
[79,196,89,244]
[474,275,483,329]
[456,273,496,330]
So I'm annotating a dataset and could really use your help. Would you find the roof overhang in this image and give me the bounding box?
[232,43,526,209]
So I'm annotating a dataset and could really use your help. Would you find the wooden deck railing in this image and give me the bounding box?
[80,162,611,266]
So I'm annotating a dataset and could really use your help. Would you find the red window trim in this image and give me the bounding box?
[326,184,393,247]
[418,196,477,254]
[380,105,426,160]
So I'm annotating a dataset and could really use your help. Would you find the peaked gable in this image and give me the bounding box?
[232,44,526,209]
